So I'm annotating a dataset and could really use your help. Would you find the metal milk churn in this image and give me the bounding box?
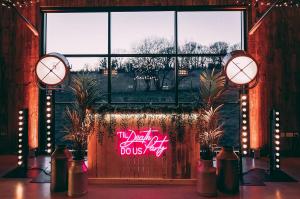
[196,159,217,196]
[50,145,72,192]
[216,146,239,194]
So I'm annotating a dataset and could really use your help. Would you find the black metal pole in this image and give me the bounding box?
[174,11,178,106]
[239,89,243,183]
[108,12,112,103]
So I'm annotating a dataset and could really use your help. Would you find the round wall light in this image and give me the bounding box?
[222,50,258,86]
[35,53,70,87]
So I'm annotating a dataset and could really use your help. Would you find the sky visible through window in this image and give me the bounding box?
[111,12,174,53]
[46,13,108,54]
[46,11,243,71]
[178,11,242,47]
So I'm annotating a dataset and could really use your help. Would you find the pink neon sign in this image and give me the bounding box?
[117,128,169,157]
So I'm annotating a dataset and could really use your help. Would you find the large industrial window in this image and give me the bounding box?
[44,9,245,146]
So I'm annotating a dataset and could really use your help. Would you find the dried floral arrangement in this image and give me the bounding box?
[197,69,226,160]
[64,74,101,160]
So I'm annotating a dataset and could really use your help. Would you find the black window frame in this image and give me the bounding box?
[41,6,247,105]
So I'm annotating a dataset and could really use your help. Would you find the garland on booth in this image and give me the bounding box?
[95,104,203,144]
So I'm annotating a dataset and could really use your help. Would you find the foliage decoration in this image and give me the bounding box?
[64,74,101,160]
[197,69,226,160]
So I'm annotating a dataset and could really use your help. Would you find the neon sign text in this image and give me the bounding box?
[117,129,169,157]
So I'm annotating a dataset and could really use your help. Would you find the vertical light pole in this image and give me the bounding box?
[17,109,28,169]
[222,50,259,183]
[270,108,281,175]
[240,92,250,156]
[45,91,54,154]
[35,53,70,155]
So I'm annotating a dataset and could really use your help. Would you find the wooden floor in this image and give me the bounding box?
[0,156,300,199]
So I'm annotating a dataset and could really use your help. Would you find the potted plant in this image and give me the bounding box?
[64,74,100,197]
[196,69,225,196]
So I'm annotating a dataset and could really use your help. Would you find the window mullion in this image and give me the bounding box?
[108,11,112,104]
[175,11,178,105]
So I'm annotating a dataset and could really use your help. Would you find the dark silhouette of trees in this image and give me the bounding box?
[129,38,175,91]
[87,38,241,92]
[208,41,229,69]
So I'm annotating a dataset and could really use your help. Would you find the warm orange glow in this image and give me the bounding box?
[27,84,39,149]
[15,182,24,199]
[249,83,262,149]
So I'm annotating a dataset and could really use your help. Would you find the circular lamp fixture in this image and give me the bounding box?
[222,50,258,87]
[35,53,70,88]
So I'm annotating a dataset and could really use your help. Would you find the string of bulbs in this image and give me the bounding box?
[1,0,299,8]
[236,0,299,7]
[1,0,38,8]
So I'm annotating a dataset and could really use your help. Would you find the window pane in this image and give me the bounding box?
[178,56,239,102]
[111,57,175,103]
[111,12,175,54]
[46,13,108,54]
[67,57,108,101]
[55,57,108,103]
[178,11,243,54]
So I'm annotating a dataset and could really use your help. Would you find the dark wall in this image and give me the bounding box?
[248,7,300,149]
[0,0,299,153]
